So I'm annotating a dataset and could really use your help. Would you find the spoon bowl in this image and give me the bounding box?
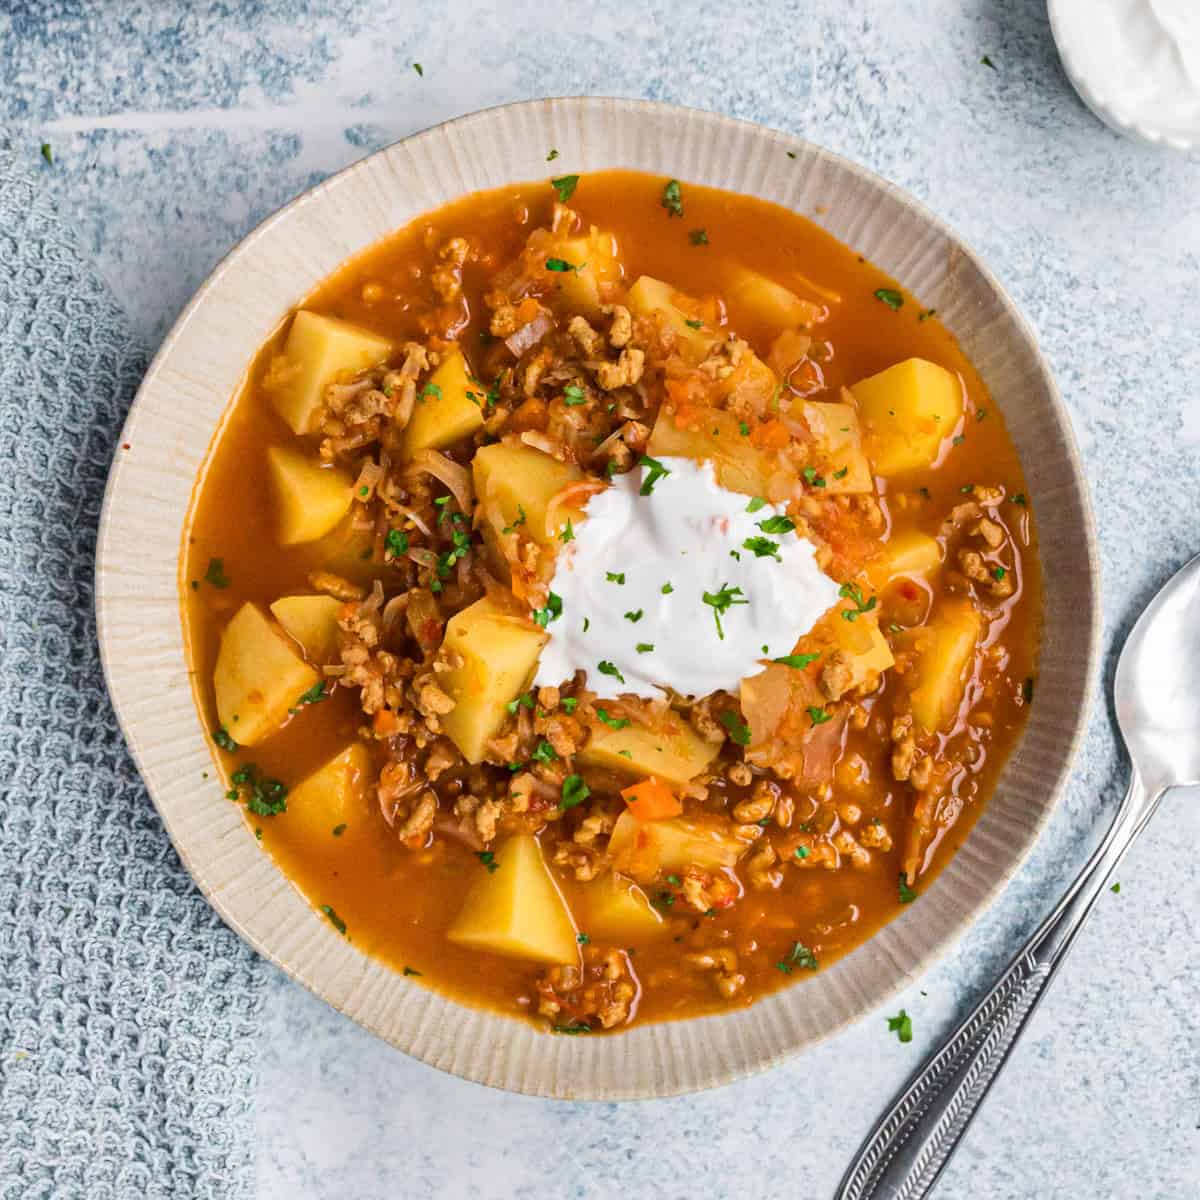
[1115,552,1200,794]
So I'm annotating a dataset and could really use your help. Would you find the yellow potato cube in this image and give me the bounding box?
[266,446,354,546]
[866,531,942,588]
[909,600,984,731]
[725,266,822,331]
[269,594,344,663]
[826,612,895,688]
[214,602,319,746]
[626,275,714,363]
[545,229,622,316]
[473,441,585,547]
[439,596,548,764]
[285,743,371,838]
[646,406,796,503]
[577,711,721,786]
[800,401,874,494]
[402,347,485,458]
[267,310,393,435]
[851,357,963,476]
[447,834,578,964]
[580,873,666,939]
[608,812,745,883]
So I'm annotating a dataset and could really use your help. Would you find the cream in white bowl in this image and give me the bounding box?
[95,97,1099,1099]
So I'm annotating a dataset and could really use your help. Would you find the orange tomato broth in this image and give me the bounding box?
[182,170,1039,1026]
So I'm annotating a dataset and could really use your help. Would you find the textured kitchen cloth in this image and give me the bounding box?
[0,141,266,1199]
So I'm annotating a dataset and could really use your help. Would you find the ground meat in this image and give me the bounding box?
[973,516,1005,548]
[726,761,753,788]
[744,841,783,890]
[536,949,637,1029]
[819,651,855,701]
[567,314,605,358]
[602,303,632,348]
[593,346,645,390]
[731,782,774,824]
[489,303,520,337]
[860,819,894,852]
[682,946,745,999]
[397,789,437,842]
[430,236,469,302]
[689,694,729,744]
[308,571,365,601]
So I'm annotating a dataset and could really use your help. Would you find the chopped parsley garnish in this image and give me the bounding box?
[40,142,53,165]
[228,763,287,816]
[688,227,709,245]
[775,941,818,974]
[1111,882,1121,894]
[961,483,974,494]
[874,287,904,310]
[918,308,937,322]
[794,846,809,860]
[1022,676,1034,703]
[739,422,750,436]
[637,454,671,495]
[332,824,347,837]
[531,740,558,764]
[684,318,704,329]
[477,851,499,873]
[976,407,988,421]
[661,581,674,594]
[546,149,559,162]
[403,965,422,976]
[583,616,590,632]
[832,466,850,481]
[719,710,751,746]
[560,697,579,713]
[204,557,231,588]
[577,932,590,945]
[501,505,527,535]
[595,707,630,730]
[618,749,633,759]
[319,905,347,936]
[358,485,369,497]
[807,705,832,726]
[434,495,452,522]
[295,681,328,707]
[597,660,625,684]
[212,726,238,752]
[773,652,819,669]
[552,1021,592,1034]
[802,466,826,488]
[887,1009,913,1043]
[560,774,590,810]
[623,609,644,623]
[636,642,654,654]
[899,874,918,904]
[745,497,767,513]
[506,691,535,715]
[532,591,563,627]
[419,382,441,403]
[757,514,795,534]
[545,257,572,273]
[953,435,965,446]
[606,571,625,585]
[563,384,587,406]
[1012,493,1028,506]
[385,528,409,557]
[559,519,575,544]
[661,178,683,217]
[702,583,748,640]
[551,173,580,202]
[981,54,997,70]
[839,581,877,622]
[743,536,782,561]
[992,565,1007,581]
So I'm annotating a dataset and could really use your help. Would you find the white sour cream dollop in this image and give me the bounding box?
[533,456,841,701]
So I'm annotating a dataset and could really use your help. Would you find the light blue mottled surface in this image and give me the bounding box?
[4,1,1197,1196]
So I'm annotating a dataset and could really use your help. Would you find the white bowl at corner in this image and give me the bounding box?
[95,97,1099,1099]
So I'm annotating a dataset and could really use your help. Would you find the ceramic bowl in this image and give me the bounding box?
[96,97,1099,1099]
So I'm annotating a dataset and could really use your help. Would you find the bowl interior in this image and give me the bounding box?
[96,97,1098,1099]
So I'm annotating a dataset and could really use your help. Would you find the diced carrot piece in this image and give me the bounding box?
[373,709,400,736]
[516,296,541,323]
[620,777,683,822]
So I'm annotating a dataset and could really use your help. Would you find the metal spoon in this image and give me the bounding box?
[838,552,1200,1200]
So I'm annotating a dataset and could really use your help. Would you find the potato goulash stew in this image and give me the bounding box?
[183,170,1040,1034]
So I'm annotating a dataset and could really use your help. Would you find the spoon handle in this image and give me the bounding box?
[836,771,1162,1200]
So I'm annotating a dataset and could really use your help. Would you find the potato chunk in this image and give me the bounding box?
[266,446,354,545]
[473,441,585,547]
[544,229,622,316]
[402,347,485,458]
[285,743,371,839]
[580,873,666,939]
[268,310,393,435]
[269,594,343,663]
[577,710,720,786]
[627,275,713,363]
[439,596,548,764]
[447,834,578,964]
[646,405,796,503]
[608,811,745,884]
[800,401,874,495]
[909,599,984,731]
[866,530,942,588]
[851,357,963,476]
[725,266,822,332]
[214,602,319,746]
[825,612,895,687]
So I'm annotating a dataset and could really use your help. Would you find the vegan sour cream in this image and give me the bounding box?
[533,456,841,701]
